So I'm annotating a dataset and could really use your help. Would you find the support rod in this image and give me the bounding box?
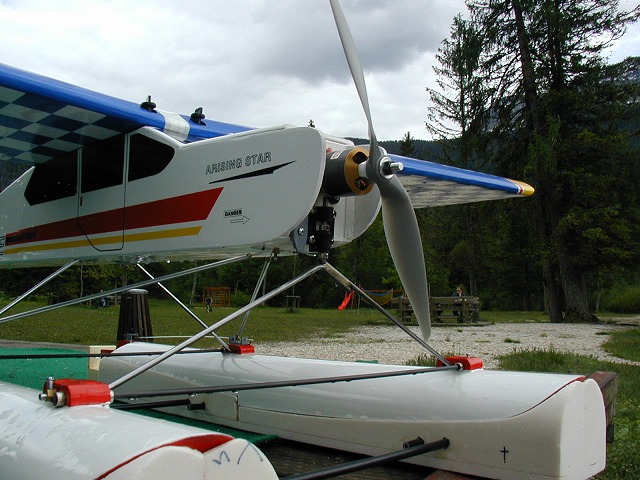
[111,399,193,411]
[136,264,230,351]
[0,255,250,325]
[109,264,325,390]
[0,259,79,317]
[323,261,452,366]
[113,364,459,399]
[237,250,276,336]
[282,437,450,480]
[0,349,224,360]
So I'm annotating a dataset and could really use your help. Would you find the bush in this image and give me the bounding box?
[231,290,251,307]
[601,284,640,313]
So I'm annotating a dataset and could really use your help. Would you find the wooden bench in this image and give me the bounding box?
[390,295,413,323]
[430,296,481,324]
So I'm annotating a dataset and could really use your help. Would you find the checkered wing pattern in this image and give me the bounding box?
[393,155,535,207]
[0,63,250,166]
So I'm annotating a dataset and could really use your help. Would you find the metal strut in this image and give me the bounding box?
[322,261,452,366]
[108,263,325,390]
[106,258,452,391]
[0,259,79,317]
[282,437,450,480]
[113,364,460,400]
[236,249,278,337]
[0,255,251,325]
[136,263,230,351]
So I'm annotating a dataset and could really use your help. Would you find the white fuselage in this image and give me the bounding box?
[0,125,380,266]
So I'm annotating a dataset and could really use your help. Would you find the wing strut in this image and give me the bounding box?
[108,264,326,390]
[0,255,250,325]
[0,259,79,318]
[323,262,451,366]
[136,264,231,351]
[236,249,279,337]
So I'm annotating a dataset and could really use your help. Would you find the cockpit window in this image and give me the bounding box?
[81,135,125,193]
[24,151,77,205]
[128,133,174,181]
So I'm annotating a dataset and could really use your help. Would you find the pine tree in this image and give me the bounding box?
[429,0,640,321]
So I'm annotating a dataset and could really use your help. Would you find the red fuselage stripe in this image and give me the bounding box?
[94,433,233,480]
[5,188,223,246]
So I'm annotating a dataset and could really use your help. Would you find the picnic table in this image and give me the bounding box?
[429,296,481,323]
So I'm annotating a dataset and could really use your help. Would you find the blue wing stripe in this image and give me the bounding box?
[0,63,253,165]
[391,154,525,195]
[0,63,156,129]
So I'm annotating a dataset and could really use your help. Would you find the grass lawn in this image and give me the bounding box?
[0,298,389,345]
[2,297,622,344]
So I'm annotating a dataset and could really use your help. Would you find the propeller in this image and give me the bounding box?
[329,0,432,340]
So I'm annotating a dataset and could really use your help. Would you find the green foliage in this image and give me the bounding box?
[0,300,388,344]
[603,327,640,361]
[399,131,416,157]
[426,0,640,319]
[601,283,640,314]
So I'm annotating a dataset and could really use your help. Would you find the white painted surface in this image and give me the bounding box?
[101,343,606,480]
[0,380,277,480]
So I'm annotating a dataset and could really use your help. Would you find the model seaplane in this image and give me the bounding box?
[0,1,606,479]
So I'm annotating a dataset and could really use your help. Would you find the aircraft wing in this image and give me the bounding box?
[392,154,534,207]
[1,62,533,206]
[0,63,250,166]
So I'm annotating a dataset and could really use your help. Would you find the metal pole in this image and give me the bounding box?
[0,259,79,317]
[113,364,459,399]
[136,264,230,351]
[282,438,450,480]
[109,264,325,390]
[237,251,276,336]
[0,255,250,325]
[323,261,452,366]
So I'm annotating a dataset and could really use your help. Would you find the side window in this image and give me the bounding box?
[81,135,125,193]
[128,134,174,182]
[24,151,77,205]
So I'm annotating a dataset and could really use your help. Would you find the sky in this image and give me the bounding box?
[0,0,638,141]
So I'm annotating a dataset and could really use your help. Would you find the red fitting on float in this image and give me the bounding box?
[227,336,255,354]
[437,356,483,370]
[228,343,255,354]
[41,379,113,407]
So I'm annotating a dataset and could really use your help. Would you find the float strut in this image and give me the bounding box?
[282,437,450,480]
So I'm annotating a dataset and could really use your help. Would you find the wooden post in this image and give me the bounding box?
[588,371,618,443]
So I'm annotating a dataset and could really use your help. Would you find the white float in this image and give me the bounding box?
[0,380,278,480]
[99,342,606,480]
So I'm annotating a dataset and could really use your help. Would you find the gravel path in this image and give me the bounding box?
[255,321,640,369]
[2,319,637,370]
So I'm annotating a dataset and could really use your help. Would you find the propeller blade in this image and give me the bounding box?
[379,177,431,340]
[329,0,381,181]
[329,0,431,339]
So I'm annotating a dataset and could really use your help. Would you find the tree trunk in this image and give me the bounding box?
[555,246,599,323]
[533,177,563,322]
[189,268,198,308]
[512,0,541,132]
[542,256,563,322]
[512,0,565,322]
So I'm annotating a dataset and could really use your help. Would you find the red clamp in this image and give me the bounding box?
[228,343,255,354]
[437,356,484,370]
[227,336,255,354]
[41,378,113,407]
